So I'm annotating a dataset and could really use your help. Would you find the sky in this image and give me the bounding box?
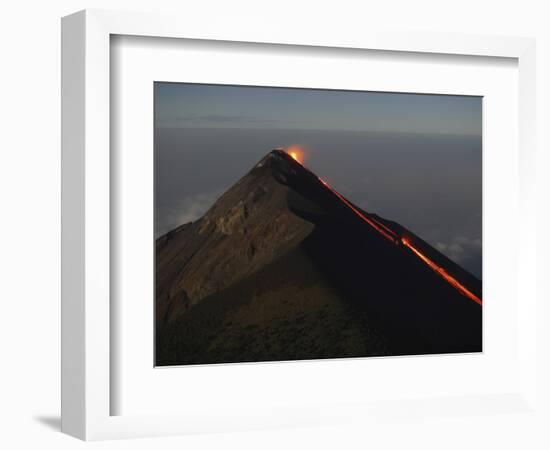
[155,83,482,278]
[155,83,481,135]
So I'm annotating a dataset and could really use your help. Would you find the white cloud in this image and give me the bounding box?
[435,235,481,265]
[448,243,464,253]
[157,190,222,236]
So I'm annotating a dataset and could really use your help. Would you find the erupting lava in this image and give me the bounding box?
[286,146,304,164]
[284,149,482,306]
[400,237,482,305]
[318,177,398,244]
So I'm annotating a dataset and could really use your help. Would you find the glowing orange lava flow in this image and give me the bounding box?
[318,177,398,243]
[315,174,482,306]
[401,237,482,305]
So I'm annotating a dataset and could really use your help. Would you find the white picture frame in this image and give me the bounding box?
[61,9,537,441]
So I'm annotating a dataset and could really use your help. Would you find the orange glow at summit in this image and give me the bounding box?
[286,146,304,164]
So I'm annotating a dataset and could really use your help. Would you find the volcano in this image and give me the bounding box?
[155,149,482,366]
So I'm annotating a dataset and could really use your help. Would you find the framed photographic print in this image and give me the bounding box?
[62,9,538,441]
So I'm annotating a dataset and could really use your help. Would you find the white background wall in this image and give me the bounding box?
[0,1,548,448]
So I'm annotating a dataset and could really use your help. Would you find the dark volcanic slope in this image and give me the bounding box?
[155,152,316,325]
[156,150,482,365]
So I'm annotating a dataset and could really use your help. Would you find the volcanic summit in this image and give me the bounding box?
[155,149,482,366]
